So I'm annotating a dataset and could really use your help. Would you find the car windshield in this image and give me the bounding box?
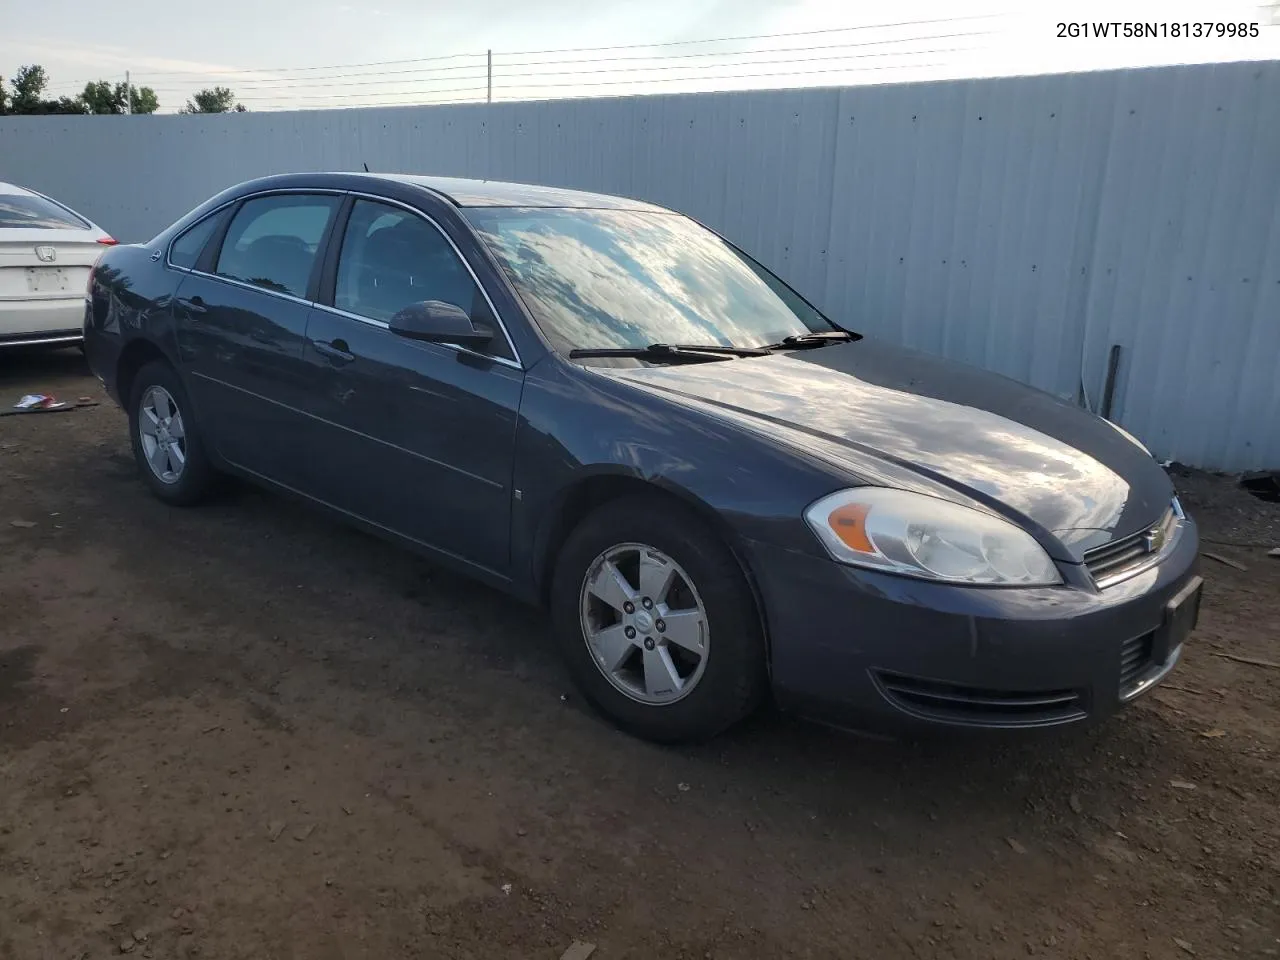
[0,193,90,230]
[463,207,836,354]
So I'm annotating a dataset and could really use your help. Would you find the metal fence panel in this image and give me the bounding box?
[2,61,1276,470]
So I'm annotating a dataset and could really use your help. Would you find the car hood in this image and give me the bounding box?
[597,339,1174,560]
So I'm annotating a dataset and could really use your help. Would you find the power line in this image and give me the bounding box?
[145,73,490,95]
[492,39,988,80]
[493,58,955,92]
[240,94,488,111]
[236,55,954,112]
[496,36,980,68]
[224,84,489,103]
[140,32,988,94]
[496,12,1004,56]
[71,12,1004,83]
[203,58,957,112]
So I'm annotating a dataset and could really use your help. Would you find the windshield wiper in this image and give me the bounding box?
[568,343,770,362]
[764,330,861,350]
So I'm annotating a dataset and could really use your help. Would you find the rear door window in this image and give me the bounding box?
[214,194,339,298]
[0,193,91,230]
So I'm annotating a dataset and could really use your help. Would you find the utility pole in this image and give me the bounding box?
[487,49,492,104]
[125,70,133,114]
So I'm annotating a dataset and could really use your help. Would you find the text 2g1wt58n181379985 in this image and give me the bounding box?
[1057,21,1261,38]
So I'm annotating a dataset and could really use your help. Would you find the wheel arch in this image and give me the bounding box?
[532,470,773,665]
[115,338,171,408]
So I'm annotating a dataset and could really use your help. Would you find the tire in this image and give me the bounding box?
[551,495,767,743]
[127,359,216,506]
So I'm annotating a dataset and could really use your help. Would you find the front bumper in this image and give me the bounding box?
[749,516,1201,733]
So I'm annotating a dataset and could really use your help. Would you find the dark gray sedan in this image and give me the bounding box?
[84,173,1201,742]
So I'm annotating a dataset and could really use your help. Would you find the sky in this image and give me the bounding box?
[3,0,1278,113]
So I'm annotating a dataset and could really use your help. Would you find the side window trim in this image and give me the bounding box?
[315,194,355,307]
[311,300,522,371]
[337,191,523,367]
[195,201,240,274]
[165,203,234,273]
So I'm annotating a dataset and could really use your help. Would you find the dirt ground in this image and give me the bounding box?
[1,350,1277,960]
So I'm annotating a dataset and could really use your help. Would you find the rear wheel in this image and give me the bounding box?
[127,359,215,506]
[551,496,767,743]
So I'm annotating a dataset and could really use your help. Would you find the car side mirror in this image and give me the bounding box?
[388,300,493,347]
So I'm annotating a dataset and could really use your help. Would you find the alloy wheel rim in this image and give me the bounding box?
[138,385,187,484]
[579,542,710,705]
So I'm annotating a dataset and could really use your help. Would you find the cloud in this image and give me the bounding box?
[0,36,276,82]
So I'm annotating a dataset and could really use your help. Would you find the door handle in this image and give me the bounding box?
[177,295,207,315]
[313,338,355,364]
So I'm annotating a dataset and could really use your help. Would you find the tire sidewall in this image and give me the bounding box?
[127,360,211,506]
[551,497,766,743]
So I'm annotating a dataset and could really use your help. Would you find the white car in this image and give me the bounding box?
[1,181,116,348]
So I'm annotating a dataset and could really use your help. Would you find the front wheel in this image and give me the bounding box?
[551,496,767,743]
[127,359,216,506]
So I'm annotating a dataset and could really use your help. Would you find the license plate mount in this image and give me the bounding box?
[1156,576,1203,662]
[25,267,70,294]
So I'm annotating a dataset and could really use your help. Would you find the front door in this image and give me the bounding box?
[174,192,341,487]
[298,198,524,575]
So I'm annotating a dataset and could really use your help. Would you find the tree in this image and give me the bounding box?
[0,76,8,114]
[9,64,48,114]
[180,86,245,114]
[46,96,89,115]
[80,80,159,115]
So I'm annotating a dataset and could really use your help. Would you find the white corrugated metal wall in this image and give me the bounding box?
[2,61,1277,470]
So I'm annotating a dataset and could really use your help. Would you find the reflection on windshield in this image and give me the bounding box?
[464,208,834,353]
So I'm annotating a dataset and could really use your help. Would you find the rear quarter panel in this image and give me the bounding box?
[85,244,183,402]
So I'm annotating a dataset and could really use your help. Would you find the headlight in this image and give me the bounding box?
[804,488,1061,586]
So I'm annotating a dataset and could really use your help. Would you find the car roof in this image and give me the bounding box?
[371,174,669,212]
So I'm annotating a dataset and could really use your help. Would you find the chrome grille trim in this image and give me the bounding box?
[1085,502,1181,589]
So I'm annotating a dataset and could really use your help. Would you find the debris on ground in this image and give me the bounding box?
[1169,780,1198,791]
[1173,936,1196,955]
[266,820,286,842]
[1201,551,1248,571]
[293,823,315,841]
[560,942,597,960]
[15,394,66,411]
[1006,838,1027,854]
[1199,729,1227,739]
[1240,470,1280,502]
[2,394,100,417]
[677,782,690,792]
[9,519,36,528]
[1213,652,1280,670]
[1067,793,1083,814]
[501,882,512,896]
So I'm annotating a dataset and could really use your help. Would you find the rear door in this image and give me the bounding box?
[0,190,110,342]
[173,191,342,488]
[297,196,524,574]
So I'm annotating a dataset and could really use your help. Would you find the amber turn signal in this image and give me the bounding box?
[828,502,875,554]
